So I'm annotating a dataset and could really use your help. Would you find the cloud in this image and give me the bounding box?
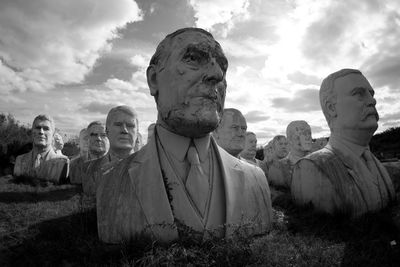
[243,110,270,123]
[79,101,116,115]
[271,88,320,112]
[287,71,320,86]
[0,0,142,94]
[189,0,250,37]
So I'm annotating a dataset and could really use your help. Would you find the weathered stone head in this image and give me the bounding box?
[286,120,312,154]
[240,132,258,160]
[78,128,89,157]
[147,27,228,138]
[271,135,288,160]
[32,114,55,150]
[106,105,138,156]
[53,133,64,151]
[263,141,274,163]
[87,121,108,158]
[213,108,247,157]
[320,68,378,145]
[147,123,156,143]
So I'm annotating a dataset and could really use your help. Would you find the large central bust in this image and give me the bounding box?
[147,28,228,138]
[96,28,272,244]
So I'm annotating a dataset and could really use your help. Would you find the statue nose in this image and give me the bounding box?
[204,58,223,84]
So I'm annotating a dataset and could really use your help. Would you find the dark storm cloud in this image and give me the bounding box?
[271,88,320,112]
[84,56,139,84]
[244,110,270,123]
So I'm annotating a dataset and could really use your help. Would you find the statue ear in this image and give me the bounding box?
[326,101,337,118]
[146,65,158,97]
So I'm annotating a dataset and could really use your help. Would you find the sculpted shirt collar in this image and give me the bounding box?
[157,125,210,163]
[329,133,367,158]
[33,146,52,160]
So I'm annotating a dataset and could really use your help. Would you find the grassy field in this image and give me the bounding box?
[1,175,400,267]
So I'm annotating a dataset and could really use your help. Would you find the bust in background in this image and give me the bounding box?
[14,114,69,184]
[292,69,395,217]
[268,121,312,188]
[213,108,247,158]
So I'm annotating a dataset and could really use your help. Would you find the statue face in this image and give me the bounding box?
[152,31,228,137]
[53,134,64,150]
[107,112,137,152]
[215,111,247,156]
[88,125,108,155]
[298,128,312,151]
[273,137,288,159]
[32,120,53,149]
[333,73,378,133]
[242,133,257,159]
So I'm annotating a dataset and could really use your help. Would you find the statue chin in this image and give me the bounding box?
[161,105,221,138]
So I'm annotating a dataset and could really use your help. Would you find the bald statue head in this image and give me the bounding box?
[214,108,247,157]
[147,27,228,138]
[286,120,312,155]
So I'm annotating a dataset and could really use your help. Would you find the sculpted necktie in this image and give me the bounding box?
[34,154,42,169]
[185,145,209,217]
[362,149,380,179]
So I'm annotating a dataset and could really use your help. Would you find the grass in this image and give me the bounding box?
[1,175,400,266]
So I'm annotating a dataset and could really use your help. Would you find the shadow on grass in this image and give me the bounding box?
[271,187,400,266]
[0,187,81,203]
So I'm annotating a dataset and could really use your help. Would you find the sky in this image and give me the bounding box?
[1,0,399,145]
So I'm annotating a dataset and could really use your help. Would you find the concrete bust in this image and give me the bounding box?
[291,69,395,217]
[213,108,247,158]
[14,114,69,184]
[96,28,272,243]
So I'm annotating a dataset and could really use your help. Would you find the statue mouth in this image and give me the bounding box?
[362,109,379,121]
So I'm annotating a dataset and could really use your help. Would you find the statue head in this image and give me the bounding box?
[78,128,89,156]
[32,114,55,150]
[271,135,288,160]
[53,133,64,151]
[213,108,247,157]
[263,141,274,163]
[147,27,228,138]
[87,121,108,157]
[147,123,156,143]
[286,120,312,154]
[134,132,143,152]
[240,132,258,160]
[106,105,138,156]
[320,69,378,142]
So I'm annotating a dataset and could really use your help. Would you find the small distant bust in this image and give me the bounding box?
[240,131,268,177]
[83,105,138,195]
[291,69,395,217]
[213,108,247,158]
[87,121,109,161]
[53,133,64,156]
[13,114,69,184]
[147,123,156,144]
[268,121,312,188]
[69,128,89,184]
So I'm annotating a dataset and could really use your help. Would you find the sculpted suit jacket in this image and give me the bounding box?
[291,138,395,218]
[97,134,273,243]
[14,149,69,184]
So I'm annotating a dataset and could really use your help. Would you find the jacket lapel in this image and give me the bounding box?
[128,136,178,240]
[211,138,245,225]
